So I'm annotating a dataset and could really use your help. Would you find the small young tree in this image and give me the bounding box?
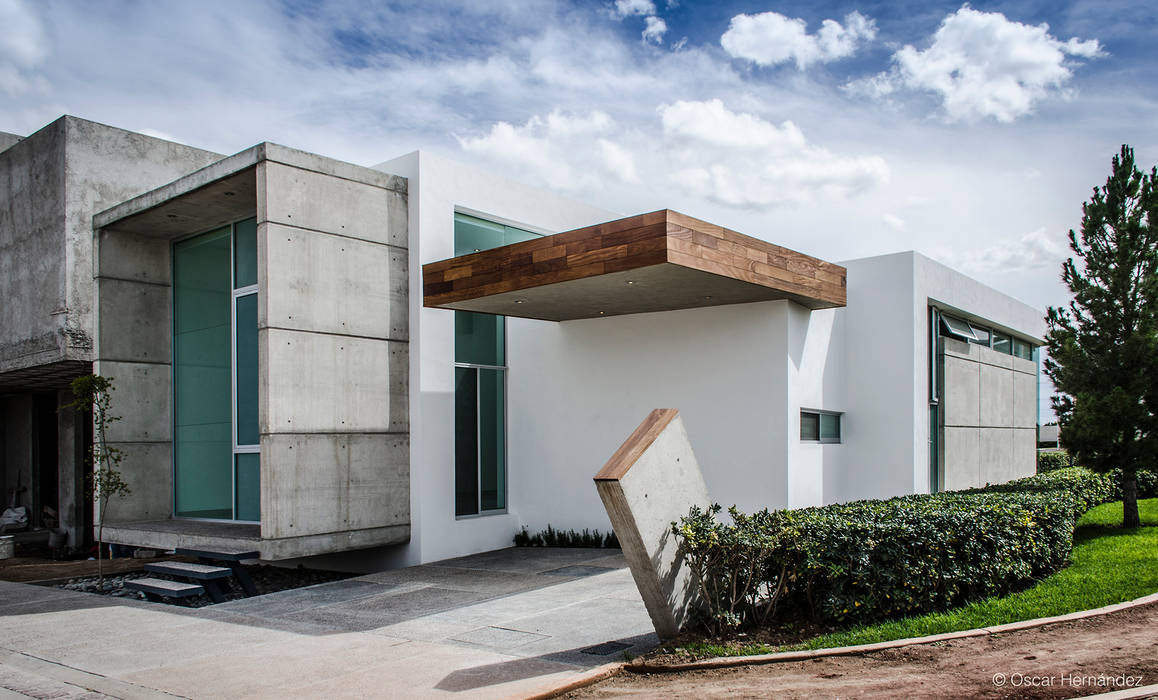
[1044,145,1158,528]
[66,375,132,582]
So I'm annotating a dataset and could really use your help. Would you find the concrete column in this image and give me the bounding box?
[57,389,86,548]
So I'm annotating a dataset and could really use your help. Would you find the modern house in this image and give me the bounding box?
[0,116,1045,569]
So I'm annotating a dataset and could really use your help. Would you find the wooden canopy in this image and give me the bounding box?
[423,210,846,321]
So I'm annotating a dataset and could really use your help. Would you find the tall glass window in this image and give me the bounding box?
[453,213,541,517]
[173,218,260,521]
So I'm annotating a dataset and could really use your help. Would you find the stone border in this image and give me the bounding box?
[521,590,1158,698]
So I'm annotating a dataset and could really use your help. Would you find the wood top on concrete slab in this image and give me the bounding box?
[594,409,680,481]
[423,210,846,321]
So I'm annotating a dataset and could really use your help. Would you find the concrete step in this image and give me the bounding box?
[145,562,232,580]
[175,547,259,562]
[124,578,205,599]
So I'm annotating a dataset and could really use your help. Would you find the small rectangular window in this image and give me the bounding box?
[801,410,841,443]
[968,326,990,346]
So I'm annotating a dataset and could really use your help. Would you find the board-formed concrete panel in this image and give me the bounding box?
[99,361,171,443]
[263,329,408,434]
[594,409,711,639]
[1012,370,1038,429]
[943,426,980,490]
[263,223,408,341]
[979,427,1016,486]
[262,162,400,247]
[96,231,171,285]
[943,355,980,427]
[96,279,170,364]
[979,362,1015,427]
[104,442,172,523]
[262,433,410,540]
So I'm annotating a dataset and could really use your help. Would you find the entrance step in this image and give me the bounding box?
[175,547,260,597]
[124,578,205,603]
[145,561,234,603]
[145,561,232,580]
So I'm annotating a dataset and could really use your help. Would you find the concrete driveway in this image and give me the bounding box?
[0,548,656,699]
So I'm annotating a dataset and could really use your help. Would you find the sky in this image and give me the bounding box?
[3,0,1156,417]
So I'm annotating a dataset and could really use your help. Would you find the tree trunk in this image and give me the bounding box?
[1122,468,1141,529]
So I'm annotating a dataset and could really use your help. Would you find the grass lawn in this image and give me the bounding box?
[677,498,1158,658]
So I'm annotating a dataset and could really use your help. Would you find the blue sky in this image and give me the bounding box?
[3,0,1156,417]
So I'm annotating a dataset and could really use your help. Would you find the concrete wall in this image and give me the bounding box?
[1,117,220,376]
[258,153,410,551]
[0,131,22,153]
[374,150,616,566]
[941,338,1038,489]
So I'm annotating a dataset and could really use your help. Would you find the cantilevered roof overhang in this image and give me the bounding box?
[423,210,846,321]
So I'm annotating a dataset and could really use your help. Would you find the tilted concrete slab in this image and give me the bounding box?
[594,409,712,639]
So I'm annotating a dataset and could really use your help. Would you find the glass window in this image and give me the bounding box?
[968,325,990,346]
[800,412,819,440]
[233,217,257,288]
[939,315,977,341]
[453,212,542,517]
[801,410,841,443]
[173,220,260,522]
[992,332,1012,355]
[173,227,233,519]
[1012,338,1033,360]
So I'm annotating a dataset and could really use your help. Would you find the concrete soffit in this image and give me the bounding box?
[93,142,407,238]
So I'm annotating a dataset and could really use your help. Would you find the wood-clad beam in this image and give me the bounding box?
[423,209,846,321]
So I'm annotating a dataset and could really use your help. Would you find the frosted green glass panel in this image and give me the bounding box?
[173,227,233,519]
[235,293,259,446]
[234,218,257,288]
[455,312,504,366]
[235,453,260,522]
[479,368,505,511]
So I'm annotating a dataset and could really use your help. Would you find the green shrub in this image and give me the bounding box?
[1037,451,1071,473]
[513,524,619,549]
[674,466,1112,633]
[1109,468,1158,500]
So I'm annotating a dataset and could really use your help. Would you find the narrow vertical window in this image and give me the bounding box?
[453,213,540,516]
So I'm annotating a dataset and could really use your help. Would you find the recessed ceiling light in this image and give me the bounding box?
[703,295,713,300]
[223,191,236,197]
[599,311,605,315]
[514,299,525,304]
[625,280,635,285]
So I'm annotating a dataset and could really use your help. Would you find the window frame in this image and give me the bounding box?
[800,409,843,444]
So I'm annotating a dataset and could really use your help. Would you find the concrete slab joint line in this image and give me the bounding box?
[594,408,712,640]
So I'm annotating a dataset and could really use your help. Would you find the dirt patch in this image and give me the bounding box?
[567,602,1158,699]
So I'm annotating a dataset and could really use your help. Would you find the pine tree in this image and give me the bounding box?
[1044,145,1158,528]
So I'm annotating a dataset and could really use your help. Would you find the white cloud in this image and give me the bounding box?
[611,0,655,18]
[659,99,889,207]
[642,16,667,44]
[0,0,49,95]
[869,6,1104,122]
[933,227,1065,274]
[457,110,640,192]
[721,11,876,69]
[882,213,906,231]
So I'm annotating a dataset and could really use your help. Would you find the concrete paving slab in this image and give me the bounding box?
[358,564,557,595]
[280,585,495,631]
[209,579,393,616]
[437,547,616,574]
[0,548,653,698]
[449,625,550,651]
[120,632,416,700]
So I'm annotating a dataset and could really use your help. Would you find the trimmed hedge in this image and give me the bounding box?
[1037,451,1071,473]
[674,467,1108,633]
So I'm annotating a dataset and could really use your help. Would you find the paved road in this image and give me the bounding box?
[0,548,655,699]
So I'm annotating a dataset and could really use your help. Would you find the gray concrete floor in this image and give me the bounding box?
[0,548,655,699]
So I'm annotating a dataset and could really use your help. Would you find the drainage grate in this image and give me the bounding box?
[580,641,632,656]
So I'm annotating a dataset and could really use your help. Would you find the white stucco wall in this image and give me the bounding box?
[374,150,616,565]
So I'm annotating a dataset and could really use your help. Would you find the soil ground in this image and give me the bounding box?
[0,552,170,583]
[568,601,1158,699]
